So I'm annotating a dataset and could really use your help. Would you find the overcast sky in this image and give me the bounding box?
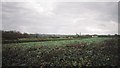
[2,2,119,35]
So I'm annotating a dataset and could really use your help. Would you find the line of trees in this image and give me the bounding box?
[1,30,67,40]
[2,31,30,40]
[1,30,119,41]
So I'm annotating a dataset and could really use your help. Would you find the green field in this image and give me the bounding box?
[2,37,118,66]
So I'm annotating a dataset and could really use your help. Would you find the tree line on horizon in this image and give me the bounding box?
[1,30,119,41]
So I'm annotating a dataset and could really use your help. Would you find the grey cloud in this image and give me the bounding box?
[2,2,118,34]
[54,2,118,22]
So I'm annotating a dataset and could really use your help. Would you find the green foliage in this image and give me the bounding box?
[2,37,118,66]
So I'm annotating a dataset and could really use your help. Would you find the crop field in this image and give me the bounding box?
[2,37,119,67]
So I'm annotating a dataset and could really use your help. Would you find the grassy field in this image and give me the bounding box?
[2,37,119,67]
